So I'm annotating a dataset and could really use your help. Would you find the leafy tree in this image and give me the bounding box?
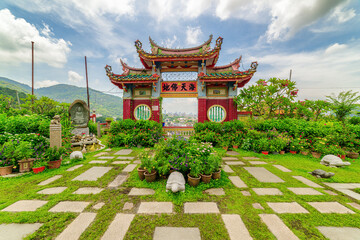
[326,90,360,123]
[235,78,298,118]
[20,95,69,118]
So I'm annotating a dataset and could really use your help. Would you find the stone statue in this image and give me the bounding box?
[166,171,185,193]
[69,100,90,128]
[51,115,61,125]
[309,169,335,178]
[320,155,351,167]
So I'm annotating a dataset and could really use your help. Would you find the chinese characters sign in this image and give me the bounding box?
[161,81,197,93]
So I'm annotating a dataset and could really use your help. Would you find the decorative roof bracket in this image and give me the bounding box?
[233,81,238,91]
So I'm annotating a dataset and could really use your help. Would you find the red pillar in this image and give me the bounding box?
[198,98,207,122]
[151,99,160,123]
[123,99,131,120]
[228,98,237,121]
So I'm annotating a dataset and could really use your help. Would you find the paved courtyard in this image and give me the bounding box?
[0,149,359,239]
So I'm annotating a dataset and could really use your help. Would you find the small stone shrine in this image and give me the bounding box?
[69,100,90,136]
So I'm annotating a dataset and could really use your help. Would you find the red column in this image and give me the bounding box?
[198,98,207,122]
[151,99,160,123]
[123,99,131,120]
[228,98,237,121]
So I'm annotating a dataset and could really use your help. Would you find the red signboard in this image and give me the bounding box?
[161,81,197,93]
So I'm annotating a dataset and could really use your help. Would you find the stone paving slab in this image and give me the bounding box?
[108,174,128,189]
[55,212,96,240]
[252,203,264,210]
[1,200,48,212]
[49,201,90,213]
[225,161,245,165]
[133,160,141,164]
[308,202,355,214]
[73,187,104,194]
[287,187,323,195]
[104,148,111,151]
[204,188,225,195]
[101,214,135,240]
[112,161,131,164]
[93,202,105,210]
[324,183,360,189]
[229,176,248,188]
[226,151,239,156]
[243,157,260,160]
[66,164,83,172]
[259,214,299,240]
[292,176,323,188]
[241,191,251,196]
[244,167,284,183]
[222,157,239,161]
[122,164,137,173]
[273,165,292,172]
[153,227,201,240]
[184,202,219,214]
[249,161,267,165]
[89,160,108,164]
[253,188,283,196]
[336,189,360,200]
[222,214,252,240]
[222,165,234,173]
[1,173,26,178]
[123,202,134,210]
[114,149,133,155]
[38,175,62,185]
[267,202,309,213]
[94,152,109,157]
[37,187,68,195]
[347,202,360,211]
[72,167,112,181]
[0,223,43,240]
[98,156,114,159]
[128,188,155,196]
[137,202,173,214]
[317,226,360,240]
[323,190,337,195]
[117,156,135,160]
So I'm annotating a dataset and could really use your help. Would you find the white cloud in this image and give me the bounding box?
[68,70,83,83]
[186,26,202,45]
[0,9,71,67]
[247,40,360,100]
[161,35,178,48]
[36,80,59,88]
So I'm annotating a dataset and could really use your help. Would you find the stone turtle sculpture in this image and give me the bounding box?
[320,154,351,167]
[166,171,185,193]
[309,169,335,178]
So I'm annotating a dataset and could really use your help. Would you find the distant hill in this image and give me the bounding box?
[0,86,27,104]
[0,77,123,118]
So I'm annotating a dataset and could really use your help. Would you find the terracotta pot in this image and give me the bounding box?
[337,154,346,160]
[261,151,269,155]
[212,169,221,179]
[222,147,228,151]
[187,174,201,187]
[0,165,13,176]
[232,145,238,149]
[32,166,45,174]
[48,159,62,169]
[137,168,146,180]
[301,151,309,156]
[144,170,157,182]
[18,158,35,173]
[279,151,285,155]
[346,152,359,159]
[200,174,212,183]
[290,150,297,154]
[311,152,321,159]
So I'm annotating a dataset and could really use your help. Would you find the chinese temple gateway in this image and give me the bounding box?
[105,35,258,123]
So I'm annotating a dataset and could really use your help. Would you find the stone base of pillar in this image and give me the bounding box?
[50,124,62,148]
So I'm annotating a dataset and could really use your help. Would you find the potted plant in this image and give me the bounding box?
[187,160,202,187]
[138,150,150,181]
[200,158,214,184]
[0,144,13,176]
[13,141,34,173]
[258,137,270,155]
[311,140,326,158]
[289,138,302,154]
[32,159,47,174]
[220,141,229,151]
[209,154,222,179]
[46,146,66,169]
[140,151,156,182]
[154,156,171,179]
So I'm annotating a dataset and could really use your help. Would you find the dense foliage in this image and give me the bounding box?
[109,119,163,147]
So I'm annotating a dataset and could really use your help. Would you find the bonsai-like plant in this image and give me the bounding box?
[188,159,202,178]
[45,146,66,162]
[139,150,154,174]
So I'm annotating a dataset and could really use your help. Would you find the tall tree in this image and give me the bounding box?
[326,90,360,123]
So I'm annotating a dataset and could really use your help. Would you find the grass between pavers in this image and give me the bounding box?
[0,146,359,240]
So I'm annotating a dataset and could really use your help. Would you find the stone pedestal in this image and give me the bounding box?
[71,127,89,136]
[50,124,62,148]
[97,122,101,138]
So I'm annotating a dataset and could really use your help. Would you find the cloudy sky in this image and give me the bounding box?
[0,0,359,114]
